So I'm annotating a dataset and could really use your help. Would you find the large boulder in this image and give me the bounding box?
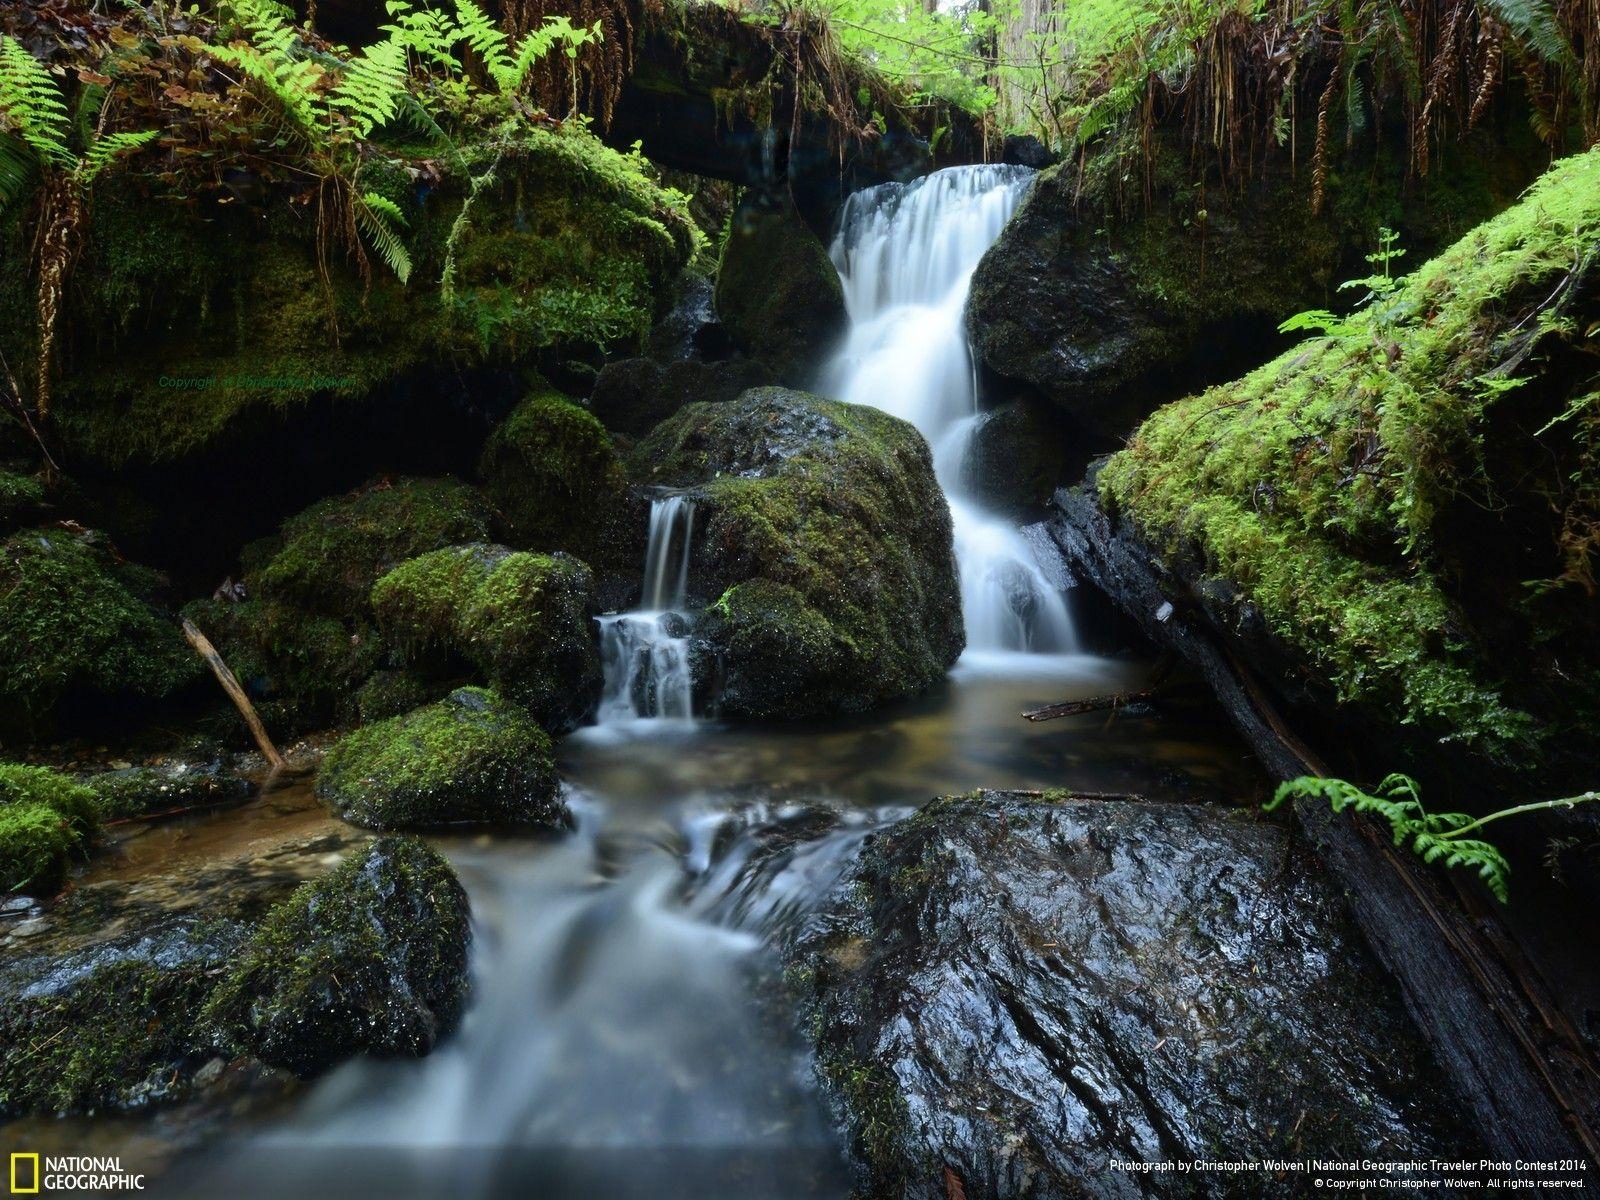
[0,764,98,896]
[316,687,564,830]
[782,792,1468,1197]
[204,837,471,1076]
[967,127,1549,440]
[634,387,962,719]
[589,355,771,440]
[372,544,602,733]
[714,193,848,387]
[958,396,1073,518]
[0,527,198,731]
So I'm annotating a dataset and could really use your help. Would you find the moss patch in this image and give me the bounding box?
[316,687,563,830]
[0,764,99,895]
[1100,147,1600,764]
[0,529,198,731]
[373,544,601,733]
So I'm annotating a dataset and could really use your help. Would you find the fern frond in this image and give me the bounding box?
[356,190,412,283]
[0,36,71,169]
[0,130,39,214]
[330,35,410,136]
[76,128,159,185]
[452,0,514,89]
[1484,0,1575,67]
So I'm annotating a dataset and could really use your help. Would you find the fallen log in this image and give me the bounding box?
[1022,689,1157,722]
[181,617,287,772]
[1047,477,1600,1163]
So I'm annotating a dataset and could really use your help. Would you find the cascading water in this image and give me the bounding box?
[596,495,698,723]
[823,165,1077,655]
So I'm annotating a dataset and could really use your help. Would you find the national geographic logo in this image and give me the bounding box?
[7,1155,145,1193]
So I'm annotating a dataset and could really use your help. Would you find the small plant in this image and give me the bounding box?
[1269,774,1599,902]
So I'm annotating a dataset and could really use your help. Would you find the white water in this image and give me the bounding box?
[823,165,1077,655]
[595,496,697,724]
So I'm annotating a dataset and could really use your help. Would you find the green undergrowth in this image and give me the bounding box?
[1101,147,1600,761]
[0,763,99,895]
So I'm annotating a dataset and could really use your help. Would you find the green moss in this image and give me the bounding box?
[0,529,198,730]
[1100,147,1600,758]
[372,544,601,732]
[354,669,446,725]
[89,765,251,822]
[244,477,493,617]
[203,837,470,1076]
[0,468,45,531]
[316,686,563,830]
[0,764,99,895]
[478,388,630,563]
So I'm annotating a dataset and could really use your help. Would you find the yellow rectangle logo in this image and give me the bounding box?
[9,1153,40,1195]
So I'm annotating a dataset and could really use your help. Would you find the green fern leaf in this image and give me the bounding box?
[356,190,412,283]
[77,128,159,185]
[0,36,72,169]
[330,35,410,136]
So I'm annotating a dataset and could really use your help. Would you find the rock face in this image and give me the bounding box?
[205,837,471,1076]
[589,355,772,440]
[633,387,962,719]
[372,544,603,733]
[958,397,1073,518]
[714,193,848,387]
[782,792,1468,1198]
[967,130,1549,440]
[316,687,564,831]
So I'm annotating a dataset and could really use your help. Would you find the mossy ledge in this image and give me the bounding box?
[1097,147,1600,775]
[0,763,99,896]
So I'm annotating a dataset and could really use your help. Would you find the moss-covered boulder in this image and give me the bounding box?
[204,837,471,1076]
[714,193,847,386]
[89,763,252,822]
[316,687,564,830]
[477,389,632,565]
[968,123,1550,439]
[0,528,198,731]
[0,466,46,533]
[1093,147,1600,783]
[634,387,962,718]
[0,764,99,896]
[589,356,771,440]
[243,477,494,617]
[373,545,601,733]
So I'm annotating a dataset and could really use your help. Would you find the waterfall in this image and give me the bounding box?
[823,165,1077,655]
[596,496,697,723]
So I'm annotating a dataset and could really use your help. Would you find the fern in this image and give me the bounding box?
[330,36,410,136]
[77,128,160,185]
[0,36,71,169]
[453,0,515,88]
[1484,0,1575,67]
[356,191,413,283]
[1269,774,1600,902]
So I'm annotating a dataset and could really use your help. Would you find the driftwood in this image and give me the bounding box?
[1048,481,1600,1164]
[181,617,286,772]
[1022,654,1175,723]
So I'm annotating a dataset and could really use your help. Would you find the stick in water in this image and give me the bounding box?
[181,617,286,771]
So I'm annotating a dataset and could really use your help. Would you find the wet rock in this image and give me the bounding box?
[782,791,1468,1197]
[1000,134,1055,170]
[316,687,564,830]
[634,387,962,719]
[204,837,471,1077]
[372,545,602,733]
[590,356,772,440]
[646,272,734,363]
[958,397,1073,518]
[714,192,848,387]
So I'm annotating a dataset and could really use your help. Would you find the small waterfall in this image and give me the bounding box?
[824,166,1076,655]
[596,497,697,723]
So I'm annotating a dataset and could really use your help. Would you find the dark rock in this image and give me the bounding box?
[88,762,252,821]
[714,192,848,387]
[958,397,1073,517]
[633,387,962,719]
[646,272,734,363]
[204,837,471,1077]
[1000,134,1055,169]
[372,545,603,734]
[782,791,1469,1197]
[316,687,565,830]
[590,356,773,440]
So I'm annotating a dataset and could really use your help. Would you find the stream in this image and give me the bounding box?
[11,167,1264,1196]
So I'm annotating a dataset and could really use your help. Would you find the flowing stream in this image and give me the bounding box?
[147,167,1257,1198]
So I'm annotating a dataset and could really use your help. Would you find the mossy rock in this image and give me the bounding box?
[0,918,246,1115]
[0,467,46,533]
[0,529,198,731]
[634,387,962,719]
[180,596,384,735]
[203,837,471,1077]
[0,764,99,896]
[243,476,494,618]
[1098,147,1600,776]
[373,544,602,733]
[354,669,450,725]
[959,397,1073,517]
[714,192,847,386]
[316,687,564,830]
[477,389,633,566]
[88,764,252,823]
[588,356,771,440]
